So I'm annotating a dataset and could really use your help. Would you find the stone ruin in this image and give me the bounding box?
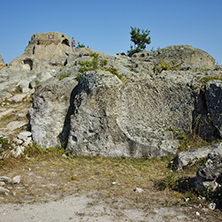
[9,32,73,72]
[25,32,71,54]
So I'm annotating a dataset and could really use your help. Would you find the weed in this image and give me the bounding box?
[0,136,11,152]
[75,74,82,82]
[153,58,182,74]
[58,72,71,81]
[198,76,222,89]
[164,126,188,141]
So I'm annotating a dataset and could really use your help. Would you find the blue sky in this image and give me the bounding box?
[1,0,222,64]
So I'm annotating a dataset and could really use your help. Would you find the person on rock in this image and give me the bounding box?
[71,37,76,52]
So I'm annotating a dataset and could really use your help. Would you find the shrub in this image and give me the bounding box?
[100,59,108,67]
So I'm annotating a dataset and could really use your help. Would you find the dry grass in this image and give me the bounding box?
[1,144,222,220]
[0,146,204,205]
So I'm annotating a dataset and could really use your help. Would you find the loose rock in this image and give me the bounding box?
[9,175,21,184]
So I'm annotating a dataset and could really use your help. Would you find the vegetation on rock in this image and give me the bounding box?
[153,57,182,74]
[78,53,122,79]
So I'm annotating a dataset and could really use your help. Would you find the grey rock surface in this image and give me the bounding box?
[26,44,222,158]
[173,143,219,170]
[65,72,194,157]
[1,38,222,159]
[205,80,222,137]
[29,77,78,148]
[196,143,222,189]
[0,55,6,70]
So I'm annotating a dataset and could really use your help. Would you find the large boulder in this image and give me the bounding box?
[157,45,215,70]
[29,76,78,148]
[64,71,198,157]
[0,55,6,70]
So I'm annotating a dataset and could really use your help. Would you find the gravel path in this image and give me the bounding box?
[0,192,208,222]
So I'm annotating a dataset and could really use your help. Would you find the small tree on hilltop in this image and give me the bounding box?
[127,26,151,57]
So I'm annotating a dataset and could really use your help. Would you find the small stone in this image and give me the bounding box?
[0,186,10,194]
[9,146,25,157]
[8,94,27,103]
[0,176,11,182]
[12,138,23,145]
[6,121,27,131]
[17,113,26,120]
[134,187,144,193]
[9,175,21,184]
[195,212,200,216]
[23,137,32,146]
[208,202,216,210]
[184,198,189,202]
[62,154,68,158]
[17,131,32,140]
[0,182,5,186]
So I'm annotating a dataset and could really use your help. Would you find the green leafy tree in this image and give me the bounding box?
[127,26,151,57]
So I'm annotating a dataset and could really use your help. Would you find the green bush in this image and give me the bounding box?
[78,53,99,73]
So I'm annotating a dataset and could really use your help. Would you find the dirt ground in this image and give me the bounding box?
[0,192,209,222]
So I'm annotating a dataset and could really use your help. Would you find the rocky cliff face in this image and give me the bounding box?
[0,32,221,158]
[0,55,5,70]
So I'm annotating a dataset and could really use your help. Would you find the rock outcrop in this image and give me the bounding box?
[0,55,6,70]
[157,45,215,70]
[27,43,222,158]
[173,143,219,170]
[0,32,221,159]
[205,80,222,137]
[195,143,222,190]
[29,76,78,148]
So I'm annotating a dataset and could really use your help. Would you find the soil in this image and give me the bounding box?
[0,192,206,222]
